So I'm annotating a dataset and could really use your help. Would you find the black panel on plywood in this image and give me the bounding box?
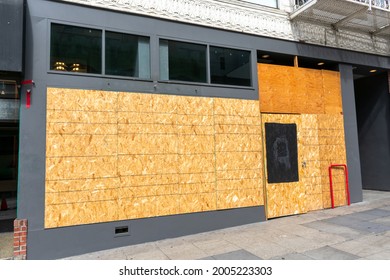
[265,123,299,183]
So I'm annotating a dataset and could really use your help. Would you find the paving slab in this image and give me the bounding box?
[201,249,262,260]
[302,220,366,240]
[361,249,390,260]
[271,253,314,260]
[330,234,390,258]
[192,239,241,256]
[303,246,360,260]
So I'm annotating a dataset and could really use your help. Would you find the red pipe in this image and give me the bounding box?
[328,164,350,209]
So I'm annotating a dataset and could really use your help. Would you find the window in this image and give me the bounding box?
[160,40,207,83]
[241,0,278,8]
[210,46,251,87]
[50,24,102,74]
[105,31,150,78]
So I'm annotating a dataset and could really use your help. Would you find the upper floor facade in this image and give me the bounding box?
[57,0,390,56]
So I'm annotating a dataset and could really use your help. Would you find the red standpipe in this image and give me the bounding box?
[328,164,350,209]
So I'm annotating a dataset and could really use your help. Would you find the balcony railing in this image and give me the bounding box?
[294,0,390,11]
[291,0,390,36]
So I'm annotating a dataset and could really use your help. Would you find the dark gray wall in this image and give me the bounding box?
[17,0,381,259]
[339,64,363,203]
[0,0,24,72]
[355,73,390,191]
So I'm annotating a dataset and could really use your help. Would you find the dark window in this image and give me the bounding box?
[210,46,251,86]
[50,23,102,74]
[105,31,150,78]
[160,40,207,83]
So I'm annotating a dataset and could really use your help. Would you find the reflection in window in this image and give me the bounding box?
[50,23,102,74]
[210,46,251,86]
[160,40,207,83]
[105,31,150,78]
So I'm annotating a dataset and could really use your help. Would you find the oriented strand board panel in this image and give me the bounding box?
[317,114,348,208]
[258,64,342,114]
[45,88,265,228]
[214,98,264,210]
[262,114,306,218]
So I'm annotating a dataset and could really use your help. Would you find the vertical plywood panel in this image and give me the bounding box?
[214,98,264,210]
[262,114,306,218]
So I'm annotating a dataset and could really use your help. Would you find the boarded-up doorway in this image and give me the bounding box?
[258,63,348,218]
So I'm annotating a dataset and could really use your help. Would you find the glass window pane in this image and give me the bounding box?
[105,31,150,78]
[50,23,102,74]
[160,40,207,83]
[210,46,251,87]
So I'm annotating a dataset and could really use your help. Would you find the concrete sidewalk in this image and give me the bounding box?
[64,190,390,260]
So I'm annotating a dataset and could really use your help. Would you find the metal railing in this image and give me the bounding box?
[294,0,390,10]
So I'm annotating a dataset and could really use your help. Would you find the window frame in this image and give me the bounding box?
[48,21,152,81]
[158,38,254,89]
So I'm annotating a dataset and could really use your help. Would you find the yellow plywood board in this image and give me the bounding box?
[216,168,262,181]
[46,156,117,181]
[214,98,260,117]
[258,64,341,115]
[178,154,216,174]
[215,134,262,153]
[178,135,215,154]
[180,193,217,213]
[46,177,119,193]
[216,152,262,171]
[117,154,179,176]
[47,88,117,111]
[47,123,118,135]
[322,70,343,114]
[45,88,266,228]
[119,174,179,188]
[216,178,261,191]
[46,134,117,157]
[118,134,178,155]
[180,182,216,194]
[118,111,175,125]
[47,110,118,124]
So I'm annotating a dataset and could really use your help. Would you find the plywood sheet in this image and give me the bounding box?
[178,154,215,174]
[46,177,119,193]
[46,134,117,157]
[117,154,179,176]
[118,134,178,155]
[216,152,262,171]
[322,70,342,114]
[214,98,260,117]
[258,64,341,115]
[45,88,265,228]
[47,110,118,124]
[178,135,215,154]
[47,123,118,135]
[47,88,117,111]
[120,174,179,187]
[180,193,217,213]
[46,156,117,180]
[215,134,262,152]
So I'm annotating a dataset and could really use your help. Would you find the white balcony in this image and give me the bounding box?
[290,0,390,36]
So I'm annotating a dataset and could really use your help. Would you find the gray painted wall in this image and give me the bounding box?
[339,64,363,203]
[355,73,390,191]
[17,0,380,259]
[0,0,24,72]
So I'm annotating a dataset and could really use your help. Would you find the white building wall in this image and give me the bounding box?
[59,0,389,55]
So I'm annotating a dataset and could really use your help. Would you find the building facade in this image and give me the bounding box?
[1,0,389,259]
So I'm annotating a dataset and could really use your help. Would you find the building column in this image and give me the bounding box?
[339,64,363,203]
